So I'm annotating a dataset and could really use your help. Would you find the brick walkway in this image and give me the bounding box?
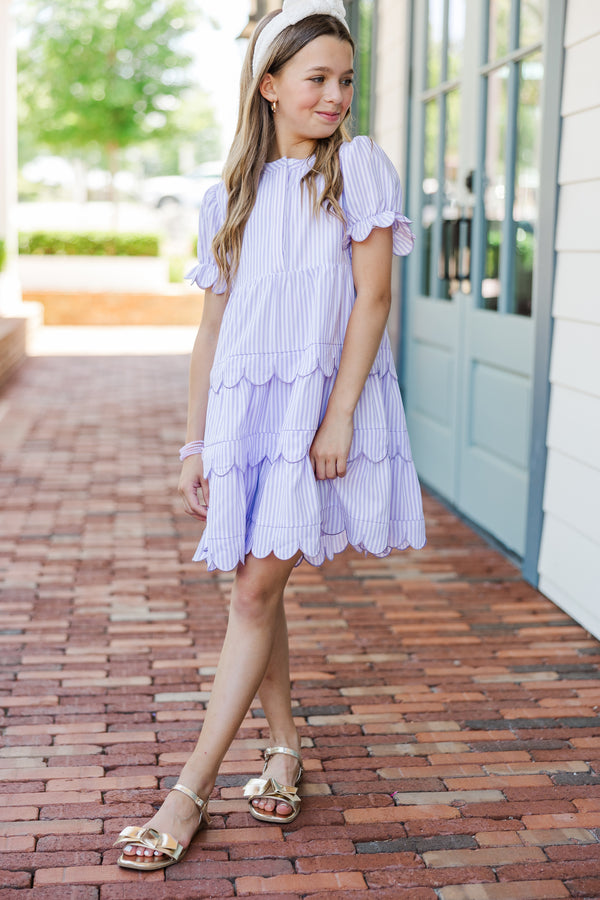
[1,334,600,899]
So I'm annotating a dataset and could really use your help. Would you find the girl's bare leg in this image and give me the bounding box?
[121,551,300,861]
[252,600,302,816]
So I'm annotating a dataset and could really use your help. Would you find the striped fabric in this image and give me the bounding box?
[186,135,426,571]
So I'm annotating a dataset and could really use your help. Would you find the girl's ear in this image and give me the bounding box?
[259,73,277,103]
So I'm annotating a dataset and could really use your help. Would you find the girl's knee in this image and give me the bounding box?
[230,582,279,623]
[229,553,298,623]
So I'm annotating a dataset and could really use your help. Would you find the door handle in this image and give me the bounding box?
[458,215,471,283]
[438,213,472,287]
[438,218,455,281]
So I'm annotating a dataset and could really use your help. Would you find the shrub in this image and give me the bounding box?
[169,256,186,283]
[0,239,5,272]
[19,231,160,257]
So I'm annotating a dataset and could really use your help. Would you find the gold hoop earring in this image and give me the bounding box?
[271,100,277,114]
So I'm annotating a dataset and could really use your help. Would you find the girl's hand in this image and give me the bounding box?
[178,455,209,520]
[310,410,353,480]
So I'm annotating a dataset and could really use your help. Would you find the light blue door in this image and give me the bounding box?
[404,0,546,556]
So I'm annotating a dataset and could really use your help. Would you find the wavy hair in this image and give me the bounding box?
[212,12,355,288]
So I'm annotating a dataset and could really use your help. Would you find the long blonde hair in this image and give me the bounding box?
[213,12,355,288]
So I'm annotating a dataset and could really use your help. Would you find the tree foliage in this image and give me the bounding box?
[17,0,200,166]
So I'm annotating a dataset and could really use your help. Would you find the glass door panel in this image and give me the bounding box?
[356,0,374,134]
[420,0,466,302]
[478,0,544,318]
[483,65,509,311]
[512,50,543,315]
[427,0,445,87]
[440,88,462,300]
[520,0,544,45]
[488,0,511,58]
[447,0,466,80]
[421,99,439,297]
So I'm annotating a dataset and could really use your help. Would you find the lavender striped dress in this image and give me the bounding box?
[186,135,426,571]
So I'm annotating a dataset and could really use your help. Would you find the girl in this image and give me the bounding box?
[114,0,425,871]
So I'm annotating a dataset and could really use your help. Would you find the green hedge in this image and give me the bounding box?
[19,231,160,257]
[0,239,5,272]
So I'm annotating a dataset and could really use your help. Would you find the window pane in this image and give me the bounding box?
[444,90,460,202]
[483,65,509,310]
[427,0,444,88]
[440,89,461,299]
[421,99,439,296]
[357,0,374,135]
[447,0,466,81]
[488,0,511,60]
[520,0,544,47]
[511,52,543,316]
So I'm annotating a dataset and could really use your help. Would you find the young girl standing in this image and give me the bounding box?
[115,0,425,871]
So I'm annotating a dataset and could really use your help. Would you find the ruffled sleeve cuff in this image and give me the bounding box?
[186,182,228,294]
[341,136,415,257]
[185,261,227,295]
[346,211,415,256]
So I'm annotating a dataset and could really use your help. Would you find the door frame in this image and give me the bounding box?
[521,0,567,585]
[399,0,567,584]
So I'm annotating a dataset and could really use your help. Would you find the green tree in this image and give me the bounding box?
[136,88,222,177]
[17,0,202,191]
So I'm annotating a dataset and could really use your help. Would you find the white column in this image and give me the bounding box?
[0,0,23,312]
[372,0,411,363]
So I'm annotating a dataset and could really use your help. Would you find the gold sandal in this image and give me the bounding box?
[244,746,303,824]
[113,783,210,871]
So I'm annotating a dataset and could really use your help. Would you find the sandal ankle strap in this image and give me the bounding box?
[263,746,303,778]
[171,783,210,824]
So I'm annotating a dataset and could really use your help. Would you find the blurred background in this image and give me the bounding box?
[4,0,372,318]
[13,0,252,283]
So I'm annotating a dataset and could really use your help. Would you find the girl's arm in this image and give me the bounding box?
[178,288,228,519]
[310,226,393,481]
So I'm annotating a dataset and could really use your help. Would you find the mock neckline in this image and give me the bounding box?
[263,155,315,171]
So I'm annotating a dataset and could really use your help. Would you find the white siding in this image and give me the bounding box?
[553,253,600,324]
[561,31,600,115]
[558,106,600,184]
[564,0,600,46]
[555,181,600,251]
[546,385,600,472]
[538,4,600,635]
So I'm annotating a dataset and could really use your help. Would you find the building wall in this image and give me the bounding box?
[537,1,600,633]
[371,0,411,363]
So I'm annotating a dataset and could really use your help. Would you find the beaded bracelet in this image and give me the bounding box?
[179,440,205,461]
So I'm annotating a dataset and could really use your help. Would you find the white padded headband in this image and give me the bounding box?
[252,0,348,77]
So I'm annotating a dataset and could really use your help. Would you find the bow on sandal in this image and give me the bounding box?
[244,746,303,824]
[113,783,210,871]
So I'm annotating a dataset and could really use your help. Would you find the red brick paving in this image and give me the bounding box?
[1,342,600,898]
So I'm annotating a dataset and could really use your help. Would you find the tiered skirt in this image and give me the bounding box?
[194,346,426,571]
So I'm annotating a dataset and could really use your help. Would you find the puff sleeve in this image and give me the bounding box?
[185,182,228,294]
[340,136,415,256]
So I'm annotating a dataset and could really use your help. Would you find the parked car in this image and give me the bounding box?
[142,161,224,208]
[21,156,139,200]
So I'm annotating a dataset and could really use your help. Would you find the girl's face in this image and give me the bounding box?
[261,35,354,157]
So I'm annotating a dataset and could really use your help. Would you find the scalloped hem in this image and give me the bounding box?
[203,364,412,476]
[203,440,414,477]
[193,519,426,572]
[210,346,397,392]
